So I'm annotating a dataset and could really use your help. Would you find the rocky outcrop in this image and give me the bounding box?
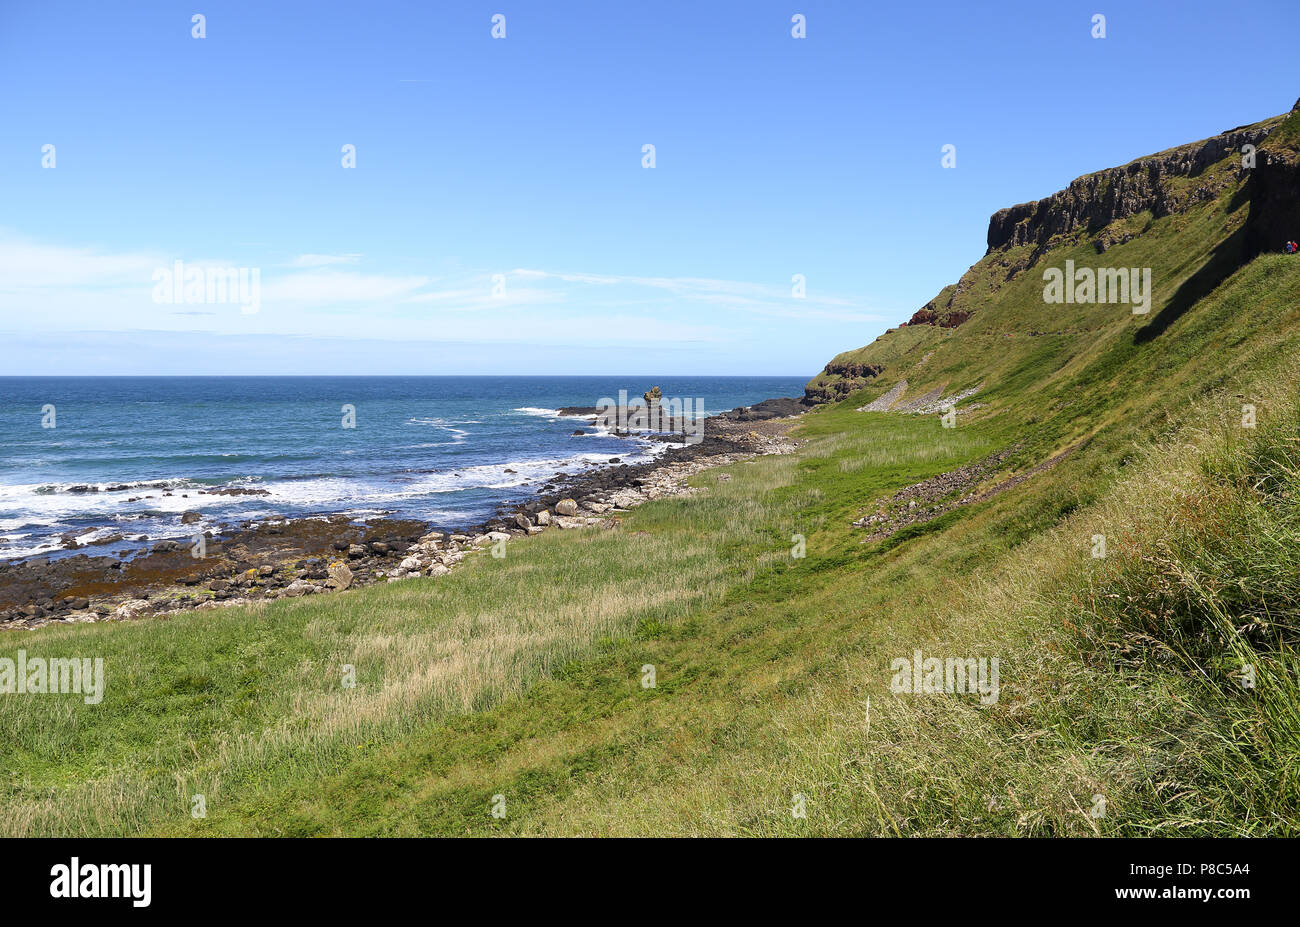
[824,361,884,379]
[908,303,970,329]
[726,397,812,421]
[986,121,1281,254]
[803,361,884,403]
[905,275,983,328]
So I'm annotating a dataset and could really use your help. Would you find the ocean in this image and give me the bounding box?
[0,376,806,561]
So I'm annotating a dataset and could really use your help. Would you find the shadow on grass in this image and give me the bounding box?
[1134,226,1245,344]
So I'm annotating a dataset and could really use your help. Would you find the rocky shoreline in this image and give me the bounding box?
[0,398,807,631]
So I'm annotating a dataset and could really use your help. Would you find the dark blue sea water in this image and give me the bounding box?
[0,376,806,560]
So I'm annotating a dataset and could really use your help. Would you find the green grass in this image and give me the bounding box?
[4,117,1300,836]
[1,413,999,836]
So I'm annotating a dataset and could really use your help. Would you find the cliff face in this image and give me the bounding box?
[1244,102,1300,258]
[985,122,1278,254]
[906,102,1299,331]
[805,100,1300,405]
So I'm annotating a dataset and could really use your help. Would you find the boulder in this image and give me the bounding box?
[555,498,579,516]
[327,562,354,590]
[113,599,151,619]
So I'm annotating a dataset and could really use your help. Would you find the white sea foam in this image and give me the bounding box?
[0,418,666,560]
[405,417,470,446]
[0,479,257,544]
[513,407,562,418]
[0,442,655,542]
[258,452,631,504]
[0,540,60,559]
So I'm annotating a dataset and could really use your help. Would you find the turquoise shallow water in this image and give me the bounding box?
[0,375,806,559]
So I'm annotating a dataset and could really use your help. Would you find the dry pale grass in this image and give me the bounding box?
[514,376,1300,836]
[1,452,805,836]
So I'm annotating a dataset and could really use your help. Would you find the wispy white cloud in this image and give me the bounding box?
[262,271,432,303]
[0,233,161,288]
[401,284,563,310]
[288,253,363,268]
[508,268,883,323]
[0,231,882,373]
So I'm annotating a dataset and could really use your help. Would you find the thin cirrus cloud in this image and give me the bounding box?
[0,234,881,341]
[0,233,160,288]
[266,261,879,320]
[262,271,433,303]
[287,253,363,268]
[401,285,563,310]
[507,268,884,323]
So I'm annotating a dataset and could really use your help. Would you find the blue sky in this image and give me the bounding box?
[0,0,1295,376]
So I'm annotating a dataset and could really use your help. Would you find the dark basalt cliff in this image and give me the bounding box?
[1244,101,1300,258]
[907,100,1300,330]
[807,100,1300,404]
[985,123,1278,254]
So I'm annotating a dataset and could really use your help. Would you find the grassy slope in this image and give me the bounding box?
[813,324,944,399]
[5,125,1300,836]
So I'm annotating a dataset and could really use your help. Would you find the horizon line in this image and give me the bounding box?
[0,373,814,379]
